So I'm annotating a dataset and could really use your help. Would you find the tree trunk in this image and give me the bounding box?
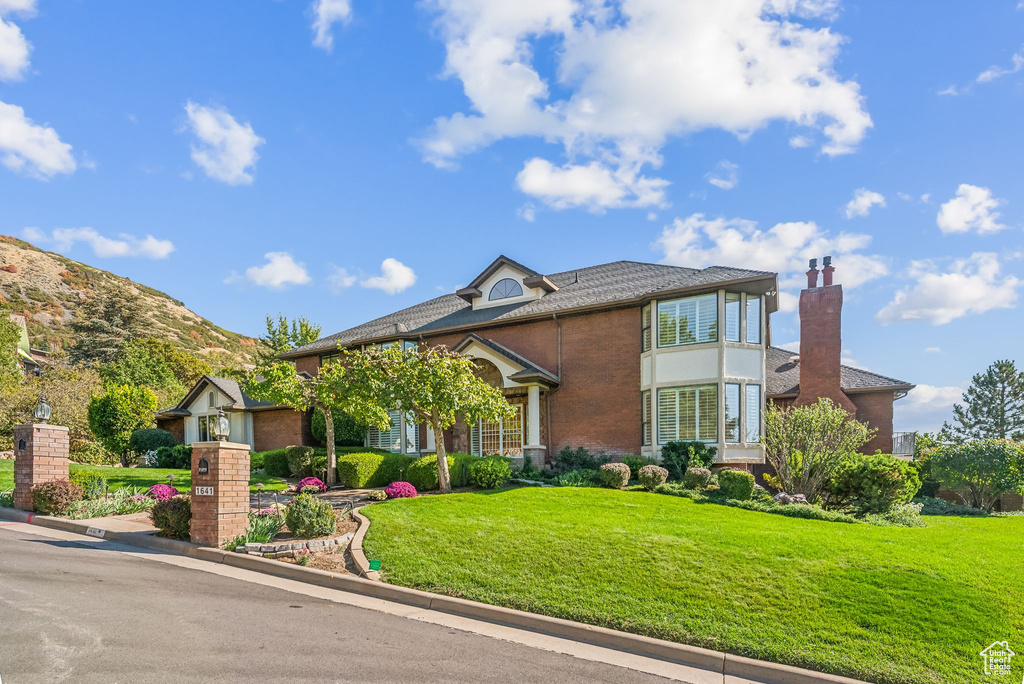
[323,405,337,486]
[433,409,451,493]
[120,451,131,468]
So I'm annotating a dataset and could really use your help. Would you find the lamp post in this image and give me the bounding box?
[211,407,230,442]
[33,395,52,424]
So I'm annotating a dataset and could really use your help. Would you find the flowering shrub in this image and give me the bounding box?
[31,480,84,515]
[598,462,631,489]
[298,476,327,493]
[285,493,336,538]
[146,484,179,501]
[637,465,669,491]
[682,467,713,490]
[150,496,191,540]
[366,490,388,501]
[256,507,279,516]
[385,481,418,499]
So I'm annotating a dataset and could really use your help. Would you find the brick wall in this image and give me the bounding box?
[157,417,185,444]
[849,391,895,454]
[13,424,70,511]
[294,355,321,377]
[252,409,306,452]
[796,285,857,413]
[190,442,250,547]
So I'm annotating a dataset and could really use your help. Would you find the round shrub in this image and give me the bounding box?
[637,464,669,491]
[827,451,922,514]
[469,457,512,489]
[385,481,418,499]
[286,445,317,478]
[621,455,656,479]
[285,493,337,538]
[150,496,191,540]
[146,483,179,501]
[154,444,192,469]
[298,476,327,493]
[406,454,455,491]
[69,440,119,466]
[599,462,631,489]
[718,469,756,500]
[31,479,83,515]
[128,428,177,456]
[682,467,713,490]
[69,470,107,500]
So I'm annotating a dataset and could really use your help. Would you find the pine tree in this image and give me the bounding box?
[69,284,147,365]
[942,360,1024,441]
[259,314,321,363]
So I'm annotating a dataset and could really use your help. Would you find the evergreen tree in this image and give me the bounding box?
[0,309,22,393]
[942,360,1024,441]
[69,284,147,365]
[259,314,321,363]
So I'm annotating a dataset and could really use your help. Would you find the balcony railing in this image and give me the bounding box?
[893,432,916,459]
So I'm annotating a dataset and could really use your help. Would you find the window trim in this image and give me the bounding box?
[488,278,524,301]
[657,384,718,445]
[641,303,652,353]
[641,390,652,446]
[724,383,741,443]
[656,293,719,348]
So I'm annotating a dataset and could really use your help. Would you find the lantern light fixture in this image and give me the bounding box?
[33,395,52,424]
[213,407,230,442]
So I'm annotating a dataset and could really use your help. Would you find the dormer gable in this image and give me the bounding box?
[456,255,557,310]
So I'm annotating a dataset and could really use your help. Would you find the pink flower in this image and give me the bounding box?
[147,484,178,501]
[298,477,327,493]
[384,481,417,499]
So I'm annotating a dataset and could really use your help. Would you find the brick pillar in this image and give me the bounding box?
[189,441,250,547]
[12,423,70,511]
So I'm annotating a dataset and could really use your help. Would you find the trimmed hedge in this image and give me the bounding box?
[154,444,192,470]
[151,496,192,540]
[449,453,478,488]
[469,457,512,489]
[337,452,415,488]
[718,469,755,501]
[261,449,290,477]
[406,455,453,492]
[129,428,177,456]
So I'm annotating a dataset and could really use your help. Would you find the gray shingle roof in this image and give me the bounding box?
[284,260,775,357]
[765,346,914,397]
[453,333,559,385]
[156,375,279,417]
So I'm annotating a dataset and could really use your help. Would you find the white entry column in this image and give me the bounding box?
[524,384,545,468]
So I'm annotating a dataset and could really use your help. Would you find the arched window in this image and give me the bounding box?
[489,278,524,301]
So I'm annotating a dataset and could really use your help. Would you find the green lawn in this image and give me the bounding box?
[363,487,1024,684]
[0,459,288,493]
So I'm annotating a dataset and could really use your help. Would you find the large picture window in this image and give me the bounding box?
[657,294,717,347]
[745,385,761,443]
[657,385,717,443]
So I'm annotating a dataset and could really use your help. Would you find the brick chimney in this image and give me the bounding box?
[795,256,856,413]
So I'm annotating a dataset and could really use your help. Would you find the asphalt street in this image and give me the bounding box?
[0,525,682,684]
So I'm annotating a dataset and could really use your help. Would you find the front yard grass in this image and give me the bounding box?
[0,459,288,493]
[363,487,1024,684]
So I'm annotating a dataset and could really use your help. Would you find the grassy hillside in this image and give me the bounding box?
[0,235,259,363]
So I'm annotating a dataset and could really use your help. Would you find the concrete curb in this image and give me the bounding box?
[349,506,380,580]
[0,505,867,684]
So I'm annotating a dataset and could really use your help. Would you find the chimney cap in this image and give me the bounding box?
[823,255,833,268]
[808,258,818,270]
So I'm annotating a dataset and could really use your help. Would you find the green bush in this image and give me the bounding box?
[553,446,609,474]
[621,455,656,479]
[450,453,479,488]
[827,451,921,514]
[69,440,119,466]
[682,467,713,490]
[406,454,456,491]
[69,471,107,500]
[0,490,13,508]
[150,496,191,540]
[599,462,631,488]
[718,469,755,501]
[660,441,716,481]
[154,444,192,469]
[554,468,601,487]
[926,439,1024,511]
[914,496,989,516]
[31,479,84,515]
[653,483,862,524]
[470,457,512,489]
[259,449,291,477]
[310,408,367,447]
[337,452,414,488]
[864,502,925,528]
[637,464,668,491]
[286,445,317,478]
[249,451,264,471]
[128,428,177,456]
[285,493,336,538]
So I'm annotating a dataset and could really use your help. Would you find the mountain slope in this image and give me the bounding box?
[0,235,258,362]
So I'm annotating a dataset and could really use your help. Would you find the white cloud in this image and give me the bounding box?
[0,16,30,81]
[706,160,738,190]
[361,257,416,294]
[976,46,1024,83]
[243,252,311,289]
[184,101,264,185]
[924,346,942,353]
[419,0,871,210]
[656,213,889,307]
[25,227,174,259]
[517,204,536,222]
[937,84,958,96]
[936,184,1006,234]
[0,1,36,15]
[788,135,812,148]
[844,188,886,218]
[0,100,76,179]
[920,193,931,204]
[894,384,964,433]
[515,157,667,211]
[876,252,1022,325]
[326,264,357,293]
[310,0,352,52]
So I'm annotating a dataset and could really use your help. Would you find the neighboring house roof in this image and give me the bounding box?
[284,259,777,358]
[155,375,280,419]
[765,346,915,397]
[453,333,560,386]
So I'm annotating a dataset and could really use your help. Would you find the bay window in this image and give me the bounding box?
[658,385,717,443]
[657,294,717,347]
[642,390,652,446]
[642,304,652,352]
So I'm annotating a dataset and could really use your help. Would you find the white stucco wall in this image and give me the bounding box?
[655,347,719,384]
[724,347,763,380]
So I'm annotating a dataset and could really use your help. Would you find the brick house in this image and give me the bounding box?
[156,375,312,452]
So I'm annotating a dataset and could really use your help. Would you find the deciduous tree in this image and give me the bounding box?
[87,384,158,467]
[928,439,1024,511]
[0,309,22,393]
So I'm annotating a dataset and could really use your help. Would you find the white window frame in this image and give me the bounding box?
[657,385,717,444]
[657,294,718,348]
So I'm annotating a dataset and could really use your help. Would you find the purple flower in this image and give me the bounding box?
[298,477,327,493]
[384,481,418,499]
[147,484,178,501]
[256,508,279,516]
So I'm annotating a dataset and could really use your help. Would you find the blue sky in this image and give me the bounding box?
[1,1,1022,432]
